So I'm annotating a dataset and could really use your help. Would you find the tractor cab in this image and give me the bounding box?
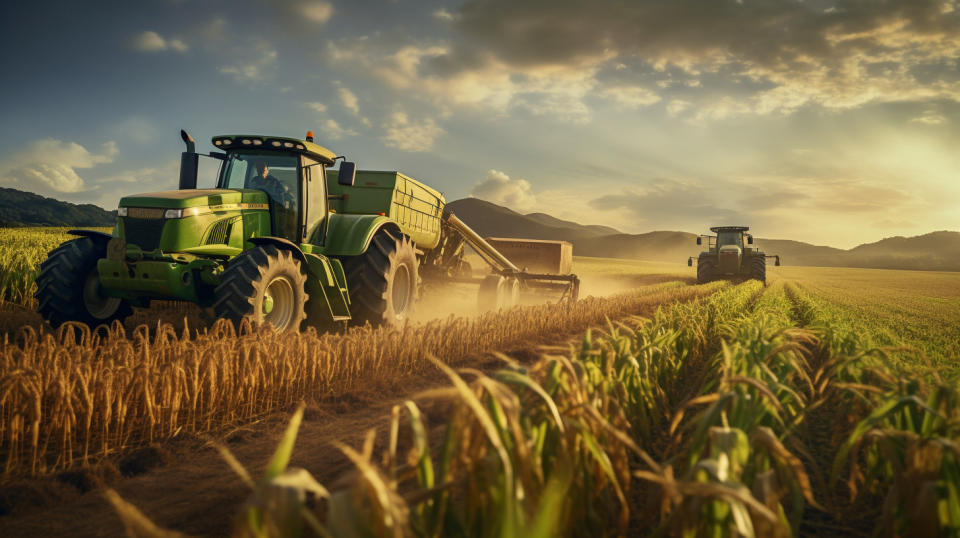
[209,133,351,243]
[706,226,752,249]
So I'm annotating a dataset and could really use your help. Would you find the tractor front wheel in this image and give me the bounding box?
[35,237,133,329]
[342,229,419,327]
[696,257,717,284]
[213,245,308,332]
[749,256,767,284]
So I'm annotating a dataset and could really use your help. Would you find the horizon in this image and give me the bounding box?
[7,183,956,251]
[2,0,958,249]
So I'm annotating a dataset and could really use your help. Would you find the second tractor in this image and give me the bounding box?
[688,226,781,284]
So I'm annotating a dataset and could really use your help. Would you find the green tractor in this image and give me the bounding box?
[35,130,579,332]
[687,226,781,284]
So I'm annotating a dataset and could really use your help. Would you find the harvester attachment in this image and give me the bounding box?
[426,212,581,310]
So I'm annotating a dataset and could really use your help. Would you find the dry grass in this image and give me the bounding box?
[0,280,719,477]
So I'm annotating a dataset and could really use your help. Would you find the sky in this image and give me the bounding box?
[1,0,958,248]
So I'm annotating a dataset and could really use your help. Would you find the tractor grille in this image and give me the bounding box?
[204,217,237,245]
[123,217,166,250]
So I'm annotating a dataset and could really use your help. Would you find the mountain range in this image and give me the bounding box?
[1,187,956,271]
[447,198,960,272]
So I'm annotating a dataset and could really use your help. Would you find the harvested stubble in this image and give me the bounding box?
[0,280,721,477]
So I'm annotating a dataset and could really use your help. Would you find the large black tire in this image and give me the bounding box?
[342,229,419,327]
[213,245,308,332]
[749,256,766,284]
[35,237,133,329]
[696,257,717,284]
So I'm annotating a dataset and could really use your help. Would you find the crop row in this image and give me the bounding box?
[112,280,958,536]
[0,280,720,476]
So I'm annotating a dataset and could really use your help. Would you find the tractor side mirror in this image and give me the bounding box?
[696,237,702,245]
[338,161,356,186]
[747,236,754,245]
[179,129,198,190]
[687,258,693,267]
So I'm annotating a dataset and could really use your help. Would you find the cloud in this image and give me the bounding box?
[132,31,188,53]
[589,178,740,227]
[470,170,537,211]
[219,42,278,84]
[0,139,118,194]
[911,109,948,124]
[304,102,327,113]
[600,86,662,108]
[433,8,456,22]
[416,0,960,118]
[300,1,333,24]
[321,119,358,140]
[329,39,603,121]
[338,86,360,115]
[381,111,444,152]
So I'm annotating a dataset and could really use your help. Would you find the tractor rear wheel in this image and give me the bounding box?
[478,275,520,311]
[342,229,419,327]
[213,245,308,332]
[35,237,133,329]
[696,257,717,284]
[749,256,766,284]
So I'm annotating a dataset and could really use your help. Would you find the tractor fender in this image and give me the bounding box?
[247,237,308,265]
[321,213,402,257]
[67,229,114,247]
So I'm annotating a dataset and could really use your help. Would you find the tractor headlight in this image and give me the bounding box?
[164,209,184,219]
[117,207,128,217]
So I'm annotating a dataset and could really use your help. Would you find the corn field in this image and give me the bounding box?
[0,228,113,306]
[107,279,960,537]
[2,228,959,536]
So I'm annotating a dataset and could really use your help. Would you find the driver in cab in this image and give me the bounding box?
[247,162,293,209]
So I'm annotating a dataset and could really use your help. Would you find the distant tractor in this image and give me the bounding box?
[35,130,579,332]
[687,226,781,284]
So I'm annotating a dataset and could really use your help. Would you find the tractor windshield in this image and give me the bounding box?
[220,151,301,239]
[220,152,299,195]
[717,231,743,248]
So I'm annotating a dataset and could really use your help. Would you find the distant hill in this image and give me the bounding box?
[0,188,116,227]
[447,197,960,271]
[446,198,620,241]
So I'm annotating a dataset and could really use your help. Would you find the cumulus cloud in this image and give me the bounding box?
[329,39,602,121]
[321,119,358,140]
[132,31,188,53]
[381,112,444,152]
[338,86,360,115]
[219,42,278,84]
[300,1,333,24]
[304,102,327,114]
[470,170,537,211]
[0,139,118,194]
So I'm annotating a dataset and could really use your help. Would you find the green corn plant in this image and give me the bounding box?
[833,382,960,537]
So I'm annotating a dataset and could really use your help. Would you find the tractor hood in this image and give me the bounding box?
[119,189,269,209]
